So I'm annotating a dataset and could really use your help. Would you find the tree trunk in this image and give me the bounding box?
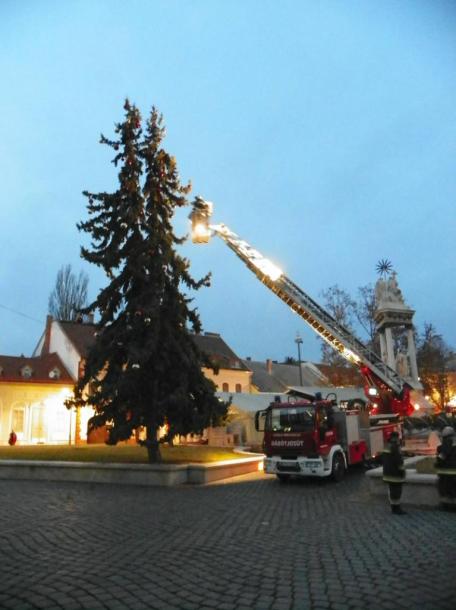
[145,425,162,463]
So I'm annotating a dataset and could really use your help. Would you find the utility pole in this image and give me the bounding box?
[295,332,303,386]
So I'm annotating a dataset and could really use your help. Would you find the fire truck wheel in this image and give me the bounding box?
[276,474,291,483]
[331,452,346,482]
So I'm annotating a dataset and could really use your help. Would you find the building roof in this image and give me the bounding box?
[190,332,250,371]
[0,353,73,384]
[314,363,364,387]
[217,387,367,413]
[286,386,367,403]
[217,392,287,413]
[57,322,249,372]
[58,321,97,358]
[243,359,329,392]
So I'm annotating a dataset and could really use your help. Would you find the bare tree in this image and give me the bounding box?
[48,264,89,321]
[417,323,454,410]
[353,284,377,343]
[319,282,384,366]
[319,285,356,367]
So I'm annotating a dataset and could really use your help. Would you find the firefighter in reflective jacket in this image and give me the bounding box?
[382,431,406,515]
[435,426,456,509]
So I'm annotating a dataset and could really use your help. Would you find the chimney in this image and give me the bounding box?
[266,359,273,374]
[42,315,53,355]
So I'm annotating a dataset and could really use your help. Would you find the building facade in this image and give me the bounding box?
[0,354,74,445]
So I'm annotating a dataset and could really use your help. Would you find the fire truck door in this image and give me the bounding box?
[317,407,335,456]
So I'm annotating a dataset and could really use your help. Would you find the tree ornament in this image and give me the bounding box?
[131,363,140,369]
[144,317,151,324]
[120,222,128,229]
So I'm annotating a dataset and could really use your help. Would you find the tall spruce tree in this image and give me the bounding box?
[67,100,227,462]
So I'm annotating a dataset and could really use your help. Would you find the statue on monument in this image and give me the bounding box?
[395,351,410,378]
[375,271,405,308]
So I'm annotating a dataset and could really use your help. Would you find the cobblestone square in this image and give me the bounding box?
[0,470,455,610]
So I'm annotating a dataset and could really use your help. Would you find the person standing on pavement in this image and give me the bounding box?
[382,430,407,515]
[435,426,456,510]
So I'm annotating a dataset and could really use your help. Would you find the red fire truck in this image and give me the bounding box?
[254,393,401,481]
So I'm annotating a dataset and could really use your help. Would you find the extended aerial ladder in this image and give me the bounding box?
[189,198,414,417]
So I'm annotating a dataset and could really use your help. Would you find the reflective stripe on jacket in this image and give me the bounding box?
[435,468,456,476]
[435,443,456,476]
[382,445,405,483]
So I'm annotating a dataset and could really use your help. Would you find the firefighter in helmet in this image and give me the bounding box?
[382,430,407,515]
[435,426,456,510]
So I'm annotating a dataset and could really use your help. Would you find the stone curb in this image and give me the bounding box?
[0,454,263,487]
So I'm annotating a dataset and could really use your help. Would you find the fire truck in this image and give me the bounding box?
[189,198,420,478]
[254,393,400,481]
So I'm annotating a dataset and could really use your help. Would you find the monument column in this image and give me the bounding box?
[379,333,387,363]
[384,327,396,371]
[407,328,419,383]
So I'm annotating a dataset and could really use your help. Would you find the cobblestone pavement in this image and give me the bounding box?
[0,469,455,610]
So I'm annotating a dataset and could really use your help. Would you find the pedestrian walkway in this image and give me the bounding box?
[0,469,454,609]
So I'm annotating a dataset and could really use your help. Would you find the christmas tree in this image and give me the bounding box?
[67,100,227,462]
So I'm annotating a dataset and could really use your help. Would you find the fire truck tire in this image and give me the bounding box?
[276,474,291,483]
[331,452,346,482]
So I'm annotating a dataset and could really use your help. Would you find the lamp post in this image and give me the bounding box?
[295,332,303,386]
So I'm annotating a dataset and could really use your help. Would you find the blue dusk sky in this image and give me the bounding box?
[1,0,455,363]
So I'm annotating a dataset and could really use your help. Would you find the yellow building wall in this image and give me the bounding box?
[0,366,253,445]
[202,368,252,393]
[0,382,76,445]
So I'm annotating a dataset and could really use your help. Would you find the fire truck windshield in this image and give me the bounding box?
[269,406,316,433]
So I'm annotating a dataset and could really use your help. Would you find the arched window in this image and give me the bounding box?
[222,383,229,392]
[235,384,242,393]
[11,403,26,441]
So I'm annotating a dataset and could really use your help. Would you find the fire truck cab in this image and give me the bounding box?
[255,394,400,482]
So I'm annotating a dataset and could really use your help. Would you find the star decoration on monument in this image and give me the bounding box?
[376,259,393,277]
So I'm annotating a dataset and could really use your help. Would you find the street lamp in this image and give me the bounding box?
[295,332,303,386]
